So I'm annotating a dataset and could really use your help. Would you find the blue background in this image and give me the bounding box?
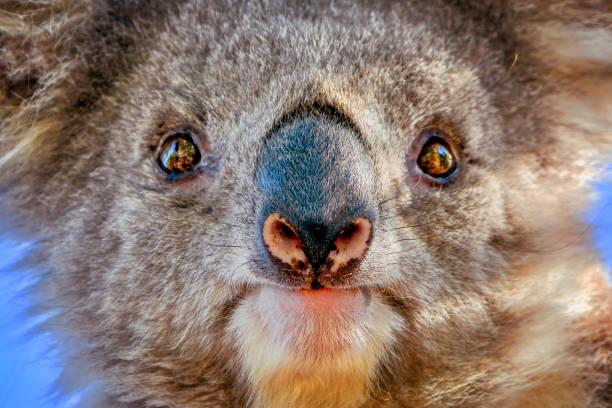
[0,182,611,408]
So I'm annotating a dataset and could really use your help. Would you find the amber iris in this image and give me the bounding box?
[417,137,456,178]
[158,134,201,175]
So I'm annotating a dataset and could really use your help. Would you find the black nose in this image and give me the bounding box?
[256,109,377,287]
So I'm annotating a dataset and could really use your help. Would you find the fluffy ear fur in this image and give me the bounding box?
[522,1,612,152]
[0,1,86,202]
[0,1,180,215]
[0,1,68,105]
[518,4,612,404]
[510,5,612,401]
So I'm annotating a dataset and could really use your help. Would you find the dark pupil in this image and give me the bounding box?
[159,135,200,174]
[418,139,455,177]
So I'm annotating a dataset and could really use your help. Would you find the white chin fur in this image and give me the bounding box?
[228,285,403,408]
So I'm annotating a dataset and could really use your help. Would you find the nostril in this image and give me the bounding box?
[327,217,372,273]
[278,222,297,240]
[339,223,358,239]
[262,213,308,271]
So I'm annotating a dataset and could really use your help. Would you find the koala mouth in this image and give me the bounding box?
[240,284,371,355]
[310,278,324,289]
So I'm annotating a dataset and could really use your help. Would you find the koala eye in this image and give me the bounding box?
[157,130,202,177]
[416,130,457,179]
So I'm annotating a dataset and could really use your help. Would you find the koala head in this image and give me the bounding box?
[1,1,611,407]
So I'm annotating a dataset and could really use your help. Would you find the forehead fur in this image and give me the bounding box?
[1,0,609,195]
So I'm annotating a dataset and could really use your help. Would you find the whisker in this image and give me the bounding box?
[484,52,519,92]
[229,258,257,276]
[218,222,250,231]
[389,237,418,245]
[202,241,245,249]
[370,246,417,257]
[379,191,409,207]
[383,218,438,231]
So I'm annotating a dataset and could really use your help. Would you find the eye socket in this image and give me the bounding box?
[416,130,457,180]
[157,131,202,177]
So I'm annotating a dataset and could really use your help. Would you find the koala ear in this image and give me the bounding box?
[0,2,89,185]
[515,1,612,157]
[0,1,79,106]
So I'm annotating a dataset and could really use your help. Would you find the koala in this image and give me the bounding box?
[1,1,611,407]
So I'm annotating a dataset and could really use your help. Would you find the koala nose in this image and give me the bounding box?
[261,212,372,274]
[256,109,377,287]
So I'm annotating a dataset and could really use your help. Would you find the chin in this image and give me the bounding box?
[229,284,403,408]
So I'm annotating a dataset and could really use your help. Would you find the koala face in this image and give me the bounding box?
[1,1,611,407]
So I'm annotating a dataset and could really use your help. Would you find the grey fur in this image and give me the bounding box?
[0,1,611,407]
